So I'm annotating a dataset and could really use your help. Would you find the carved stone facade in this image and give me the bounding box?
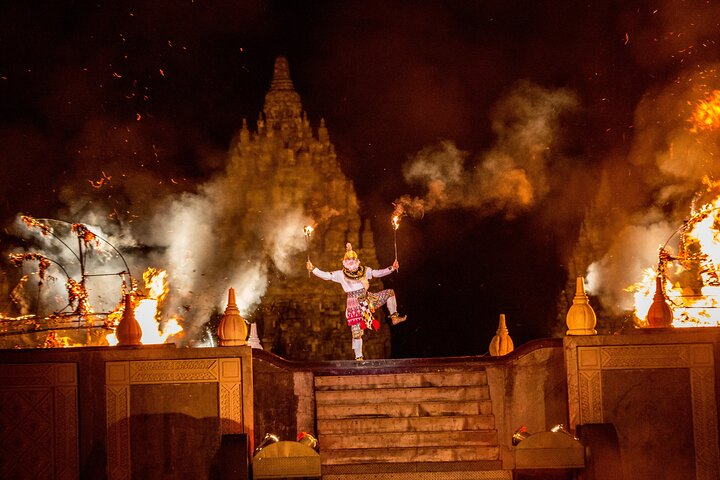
[0,363,78,479]
[228,57,391,361]
[105,354,252,480]
[565,333,720,480]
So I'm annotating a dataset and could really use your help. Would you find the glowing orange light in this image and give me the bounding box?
[104,267,182,345]
[629,191,720,327]
[690,90,720,132]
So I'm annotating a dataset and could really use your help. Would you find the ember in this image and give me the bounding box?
[71,223,99,248]
[21,215,52,236]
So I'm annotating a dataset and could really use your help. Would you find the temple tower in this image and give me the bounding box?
[227,57,391,360]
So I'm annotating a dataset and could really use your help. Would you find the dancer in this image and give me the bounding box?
[306,243,406,361]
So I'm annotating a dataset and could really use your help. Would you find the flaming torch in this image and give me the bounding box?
[304,225,314,277]
[391,214,401,263]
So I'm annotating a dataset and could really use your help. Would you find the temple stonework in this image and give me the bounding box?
[227,57,391,361]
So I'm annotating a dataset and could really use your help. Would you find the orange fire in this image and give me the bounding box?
[43,331,77,348]
[392,214,401,230]
[105,267,183,345]
[627,192,720,327]
[690,90,720,132]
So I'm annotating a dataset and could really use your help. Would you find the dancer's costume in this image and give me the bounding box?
[310,243,403,360]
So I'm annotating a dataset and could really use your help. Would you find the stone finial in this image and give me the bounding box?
[116,294,143,346]
[489,314,514,356]
[247,322,263,349]
[565,276,597,335]
[218,288,248,346]
[646,275,673,328]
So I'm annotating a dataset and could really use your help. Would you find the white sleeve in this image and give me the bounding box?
[312,267,333,281]
[313,268,344,283]
[368,266,394,278]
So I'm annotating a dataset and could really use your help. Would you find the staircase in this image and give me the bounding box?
[314,367,511,479]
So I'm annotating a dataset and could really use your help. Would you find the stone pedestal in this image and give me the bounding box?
[564,330,719,479]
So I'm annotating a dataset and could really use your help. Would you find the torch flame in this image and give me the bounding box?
[392,215,401,230]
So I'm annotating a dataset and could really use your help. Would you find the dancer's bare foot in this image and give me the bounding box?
[391,313,407,325]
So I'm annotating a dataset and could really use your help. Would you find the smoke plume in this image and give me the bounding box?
[5,138,312,341]
[395,81,578,220]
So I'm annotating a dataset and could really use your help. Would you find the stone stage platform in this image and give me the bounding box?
[0,328,718,479]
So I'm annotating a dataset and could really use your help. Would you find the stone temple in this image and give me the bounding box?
[228,57,391,361]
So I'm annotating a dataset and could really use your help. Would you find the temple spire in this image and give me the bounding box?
[263,57,303,134]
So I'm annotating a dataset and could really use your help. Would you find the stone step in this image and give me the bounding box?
[315,371,488,390]
[317,414,495,434]
[321,445,500,464]
[316,385,489,405]
[317,400,493,419]
[322,470,511,480]
[321,461,505,476]
[320,430,498,450]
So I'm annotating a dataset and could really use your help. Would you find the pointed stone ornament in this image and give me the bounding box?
[264,56,302,131]
[116,294,143,346]
[566,277,597,335]
[646,275,673,328]
[218,288,248,346]
[247,322,263,349]
[489,314,514,356]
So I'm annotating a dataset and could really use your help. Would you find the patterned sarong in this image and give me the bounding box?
[345,288,394,331]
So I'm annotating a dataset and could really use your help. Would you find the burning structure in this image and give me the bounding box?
[582,79,720,333]
[0,57,390,360]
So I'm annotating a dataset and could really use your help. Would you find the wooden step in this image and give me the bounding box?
[321,445,500,464]
[316,385,489,404]
[317,414,495,434]
[315,371,487,390]
[321,430,498,449]
[317,400,493,419]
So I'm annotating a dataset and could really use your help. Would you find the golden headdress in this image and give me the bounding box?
[343,242,358,261]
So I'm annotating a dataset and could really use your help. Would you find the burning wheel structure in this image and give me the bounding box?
[1,216,183,347]
[629,190,720,327]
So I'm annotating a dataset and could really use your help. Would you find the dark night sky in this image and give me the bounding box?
[2,1,720,357]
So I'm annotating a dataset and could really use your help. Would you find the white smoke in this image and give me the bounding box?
[6,145,315,338]
[395,81,578,219]
[586,213,675,312]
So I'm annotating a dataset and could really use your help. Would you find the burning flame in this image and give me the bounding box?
[392,214,401,230]
[105,267,183,345]
[690,90,720,132]
[21,215,53,236]
[303,225,314,236]
[628,192,720,327]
